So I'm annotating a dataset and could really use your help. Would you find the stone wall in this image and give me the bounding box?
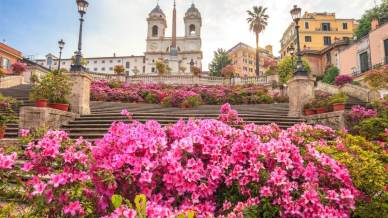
[315,81,380,102]
[305,111,347,130]
[0,75,23,88]
[19,107,79,130]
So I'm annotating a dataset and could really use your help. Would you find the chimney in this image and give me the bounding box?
[371,18,379,31]
[265,45,273,55]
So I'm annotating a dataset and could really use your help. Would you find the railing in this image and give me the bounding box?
[84,72,274,86]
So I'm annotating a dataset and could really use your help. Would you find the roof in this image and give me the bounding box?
[185,3,201,18]
[35,55,145,62]
[0,42,22,59]
[302,39,351,55]
[149,4,165,17]
[227,42,272,56]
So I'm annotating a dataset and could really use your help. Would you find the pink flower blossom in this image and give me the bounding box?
[63,201,85,217]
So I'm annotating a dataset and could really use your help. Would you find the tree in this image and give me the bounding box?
[221,64,236,78]
[247,6,269,76]
[263,58,278,75]
[355,0,388,39]
[155,61,167,75]
[322,66,340,84]
[114,65,125,75]
[278,56,311,84]
[209,48,232,77]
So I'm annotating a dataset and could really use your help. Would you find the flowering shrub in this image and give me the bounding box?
[335,75,353,86]
[91,81,276,108]
[348,105,378,124]
[11,62,27,74]
[310,131,388,218]
[7,105,388,217]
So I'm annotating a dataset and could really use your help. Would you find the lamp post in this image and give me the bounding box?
[287,45,295,70]
[70,0,89,72]
[57,39,65,72]
[290,5,307,77]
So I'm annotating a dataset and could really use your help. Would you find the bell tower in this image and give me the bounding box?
[184,3,202,38]
[147,4,167,39]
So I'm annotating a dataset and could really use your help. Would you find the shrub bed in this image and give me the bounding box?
[90,81,287,108]
[3,105,387,217]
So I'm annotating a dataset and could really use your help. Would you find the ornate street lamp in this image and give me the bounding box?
[287,45,295,69]
[290,5,307,76]
[70,0,89,72]
[57,39,65,72]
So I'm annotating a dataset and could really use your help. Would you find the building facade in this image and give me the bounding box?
[339,21,388,77]
[35,2,202,76]
[227,42,276,77]
[0,42,23,74]
[280,12,356,57]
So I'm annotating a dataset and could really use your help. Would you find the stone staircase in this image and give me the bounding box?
[0,85,369,140]
[0,85,34,138]
[62,102,304,139]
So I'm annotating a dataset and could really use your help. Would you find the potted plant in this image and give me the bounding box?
[47,73,72,111]
[303,103,315,116]
[313,99,328,114]
[329,92,348,111]
[30,75,50,107]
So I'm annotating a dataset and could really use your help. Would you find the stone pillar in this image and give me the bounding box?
[66,73,92,115]
[287,76,315,117]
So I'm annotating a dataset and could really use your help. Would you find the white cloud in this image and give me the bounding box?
[78,0,377,70]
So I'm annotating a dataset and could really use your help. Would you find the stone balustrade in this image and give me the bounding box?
[19,107,79,130]
[316,81,380,102]
[84,72,274,86]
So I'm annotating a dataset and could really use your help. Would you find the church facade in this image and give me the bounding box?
[145,3,203,75]
[34,2,203,76]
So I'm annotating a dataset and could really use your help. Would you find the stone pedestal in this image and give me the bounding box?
[168,56,180,75]
[66,73,92,115]
[287,76,315,117]
[20,107,79,130]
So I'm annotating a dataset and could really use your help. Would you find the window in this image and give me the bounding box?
[342,23,348,30]
[102,60,105,64]
[1,58,10,69]
[359,52,369,72]
[109,60,113,63]
[94,68,98,71]
[117,60,121,63]
[126,62,130,68]
[101,67,105,71]
[109,67,113,71]
[152,25,158,37]
[343,37,350,41]
[304,22,309,29]
[189,24,196,35]
[305,36,312,42]
[322,23,331,31]
[323,36,331,45]
[62,62,66,65]
[94,60,97,64]
[151,67,155,73]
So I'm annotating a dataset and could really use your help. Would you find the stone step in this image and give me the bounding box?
[78,113,302,119]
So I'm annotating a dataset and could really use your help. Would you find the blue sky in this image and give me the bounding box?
[0,0,379,69]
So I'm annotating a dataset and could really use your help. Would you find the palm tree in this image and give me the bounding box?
[247,6,269,76]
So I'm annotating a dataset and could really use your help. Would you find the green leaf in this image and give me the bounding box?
[111,194,123,209]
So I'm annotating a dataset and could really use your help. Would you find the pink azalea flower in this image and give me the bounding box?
[63,201,85,217]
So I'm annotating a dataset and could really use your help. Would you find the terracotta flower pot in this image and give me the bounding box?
[49,103,69,112]
[0,127,5,139]
[35,99,48,108]
[332,103,345,111]
[304,109,316,116]
[315,107,327,114]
